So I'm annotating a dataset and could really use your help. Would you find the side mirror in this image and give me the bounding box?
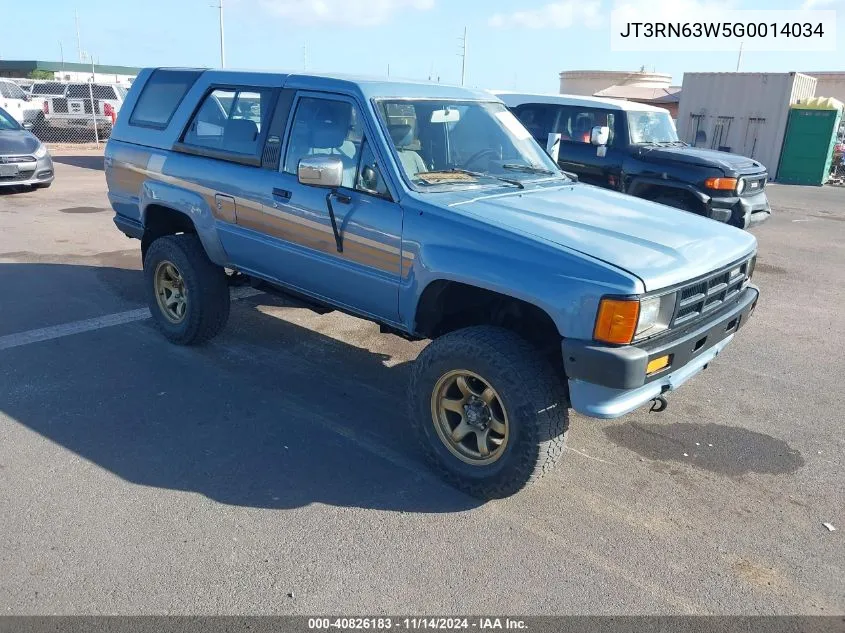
[590,126,610,146]
[360,165,378,191]
[297,156,343,189]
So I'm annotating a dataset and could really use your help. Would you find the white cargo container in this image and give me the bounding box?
[676,72,817,179]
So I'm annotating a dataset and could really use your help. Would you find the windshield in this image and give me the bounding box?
[375,99,562,190]
[627,110,680,144]
[0,107,21,131]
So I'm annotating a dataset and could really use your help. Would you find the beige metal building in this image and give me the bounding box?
[676,72,817,179]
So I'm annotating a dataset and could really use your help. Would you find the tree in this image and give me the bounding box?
[27,70,54,80]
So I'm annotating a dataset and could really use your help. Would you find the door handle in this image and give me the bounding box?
[272,187,291,200]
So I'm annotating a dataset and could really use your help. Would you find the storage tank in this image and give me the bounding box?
[559,70,672,96]
[676,72,817,179]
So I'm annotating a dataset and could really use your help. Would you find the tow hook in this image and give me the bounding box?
[649,395,669,413]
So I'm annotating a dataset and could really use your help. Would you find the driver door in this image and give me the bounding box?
[241,92,404,324]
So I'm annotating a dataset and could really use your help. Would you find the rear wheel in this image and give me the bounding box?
[143,234,230,345]
[409,326,569,499]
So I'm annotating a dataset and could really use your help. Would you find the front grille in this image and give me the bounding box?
[672,258,751,327]
[2,156,35,163]
[741,174,767,196]
[0,170,36,182]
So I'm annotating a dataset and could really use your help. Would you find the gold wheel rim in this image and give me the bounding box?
[430,369,509,466]
[154,260,187,324]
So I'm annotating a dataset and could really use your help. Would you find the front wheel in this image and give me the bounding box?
[409,326,569,499]
[143,234,230,345]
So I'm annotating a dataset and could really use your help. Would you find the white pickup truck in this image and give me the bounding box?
[0,79,42,129]
[40,83,126,138]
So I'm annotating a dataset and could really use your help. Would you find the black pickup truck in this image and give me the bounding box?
[499,92,771,229]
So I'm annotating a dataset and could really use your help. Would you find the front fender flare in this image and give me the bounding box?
[626,176,710,205]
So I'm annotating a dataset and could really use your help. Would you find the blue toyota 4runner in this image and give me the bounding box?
[106,69,760,498]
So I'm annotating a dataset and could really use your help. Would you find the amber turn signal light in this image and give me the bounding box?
[646,355,671,375]
[594,298,640,345]
[704,177,738,191]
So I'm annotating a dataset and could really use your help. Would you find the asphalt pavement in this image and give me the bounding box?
[0,152,842,615]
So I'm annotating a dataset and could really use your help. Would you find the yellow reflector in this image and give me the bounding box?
[646,355,671,375]
[594,298,639,345]
[704,177,738,191]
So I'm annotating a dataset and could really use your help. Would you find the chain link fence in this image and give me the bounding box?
[7,78,130,147]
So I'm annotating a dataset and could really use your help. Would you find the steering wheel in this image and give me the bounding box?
[461,148,499,170]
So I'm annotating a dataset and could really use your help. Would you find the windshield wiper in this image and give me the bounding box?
[417,168,524,190]
[502,163,557,176]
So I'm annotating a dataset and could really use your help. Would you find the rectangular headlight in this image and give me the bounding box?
[635,293,675,339]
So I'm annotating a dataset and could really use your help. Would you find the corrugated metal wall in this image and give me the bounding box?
[676,73,817,179]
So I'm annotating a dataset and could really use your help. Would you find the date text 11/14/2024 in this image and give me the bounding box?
[307,617,528,630]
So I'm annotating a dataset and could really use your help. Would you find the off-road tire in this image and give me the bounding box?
[143,234,230,345]
[409,326,569,499]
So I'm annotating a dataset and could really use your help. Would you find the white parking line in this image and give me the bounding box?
[0,287,263,352]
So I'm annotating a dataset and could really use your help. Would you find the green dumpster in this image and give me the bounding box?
[777,97,843,185]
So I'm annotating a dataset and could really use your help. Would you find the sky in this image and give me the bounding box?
[0,0,842,91]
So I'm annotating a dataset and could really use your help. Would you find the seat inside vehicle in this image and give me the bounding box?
[388,124,427,178]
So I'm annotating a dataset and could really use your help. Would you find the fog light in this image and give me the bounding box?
[646,355,671,375]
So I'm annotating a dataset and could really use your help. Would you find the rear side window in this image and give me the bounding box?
[183,87,273,156]
[129,70,202,129]
[0,81,27,99]
[32,82,67,96]
[513,103,558,142]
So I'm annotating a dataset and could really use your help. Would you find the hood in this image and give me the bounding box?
[637,145,764,174]
[0,129,41,156]
[446,183,757,291]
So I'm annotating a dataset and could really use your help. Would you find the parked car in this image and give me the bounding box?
[498,92,771,229]
[0,78,42,129]
[41,82,127,138]
[105,69,759,498]
[0,105,54,189]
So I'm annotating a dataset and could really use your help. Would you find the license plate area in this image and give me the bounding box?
[0,165,20,177]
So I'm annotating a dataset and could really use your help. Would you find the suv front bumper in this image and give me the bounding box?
[562,285,759,418]
[709,190,771,229]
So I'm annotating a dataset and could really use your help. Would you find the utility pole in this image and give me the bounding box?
[459,26,468,86]
[219,0,226,68]
[75,9,83,63]
[59,42,65,74]
[736,41,743,72]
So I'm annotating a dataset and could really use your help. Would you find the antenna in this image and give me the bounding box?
[736,41,743,72]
